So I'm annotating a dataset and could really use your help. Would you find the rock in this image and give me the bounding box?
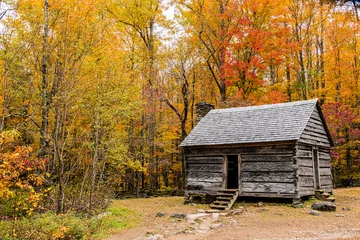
[170,213,187,219]
[190,203,197,206]
[308,210,321,216]
[292,198,303,208]
[336,214,345,217]
[156,212,166,217]
[206,209,220,213]
[186,213,209,223]
[311,202,336,212]
[342,207,351,211]
[197,209,206,213]
[257,202,263,207]
[212,213,219,219]
[230,209,243,216]
[210,223,223,229]
[144,234,164,240]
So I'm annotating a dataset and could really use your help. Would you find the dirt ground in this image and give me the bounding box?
[108,188,360,240]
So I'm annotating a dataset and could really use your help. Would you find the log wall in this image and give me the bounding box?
[185,156,224,195]
[297,107,333,196]
[185,143,296,198]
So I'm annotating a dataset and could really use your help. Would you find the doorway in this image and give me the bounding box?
[227,155,239,189]
[313,148,321,189]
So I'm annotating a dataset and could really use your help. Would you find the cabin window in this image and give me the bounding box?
[227,155,239,189]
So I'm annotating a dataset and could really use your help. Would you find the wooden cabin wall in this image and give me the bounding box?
[297,107,333,196]
[185,156,224,195]
[184,143,296,198]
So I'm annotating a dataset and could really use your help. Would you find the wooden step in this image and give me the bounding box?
[211,189,239,211]
[216,197,232,201]
[213,201,230,205]
[210,204,227,209]
[216,193,233,197]
[314,189,325,194]
[220,189,238,193]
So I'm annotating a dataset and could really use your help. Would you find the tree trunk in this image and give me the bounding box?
[39,0,50,161]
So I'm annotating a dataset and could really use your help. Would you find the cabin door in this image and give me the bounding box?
[226,155,239,189]
[313,148,321,189]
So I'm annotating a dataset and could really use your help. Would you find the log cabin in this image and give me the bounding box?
[180,99,334,208]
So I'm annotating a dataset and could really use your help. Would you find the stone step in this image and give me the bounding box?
[324,196,336,202]
[314,189,325,194]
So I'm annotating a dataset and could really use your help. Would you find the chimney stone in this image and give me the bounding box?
[195,102,215,124]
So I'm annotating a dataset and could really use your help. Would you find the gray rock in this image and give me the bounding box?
[206,209,220,213]
[156,212,166,217]
[210,223,223,229]
[145,234,164,240]
[308,210,321,216]
[212,213,220,219]
[336,214,345,217]
[170,213,187,219]
[311,202,336,212]
[186,213,209,223]
[197,209,206,213]
[292,199,303,208]
[342,207,351,211]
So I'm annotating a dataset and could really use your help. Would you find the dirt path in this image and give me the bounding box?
[108,188,360,240]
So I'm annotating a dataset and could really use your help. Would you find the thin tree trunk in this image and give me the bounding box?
[40,0,50,161]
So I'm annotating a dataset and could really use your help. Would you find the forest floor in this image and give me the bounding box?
[107,187,360,240]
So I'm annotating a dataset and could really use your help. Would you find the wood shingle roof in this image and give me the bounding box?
[180,99,331,147]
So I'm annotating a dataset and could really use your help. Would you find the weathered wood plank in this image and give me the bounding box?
[298,176,314,187]
[239,192,295,198]
[186,181,222,191]
[301,132,330,143]
[241,171,294,183]
[297,144,313,151]
[305,124,329,136]
[299,187,314,196]
[187,177,222,183]
[298,166,313,176]
[297,158,330,168]
[319,160,331,168]
[318,152,330,159]
[241,182,295,194]
[241,162,294,172]
[241,155,292,162]
[186,190,218,195]
[320,176,332,186]
[297,159,313,167]
[187,157,223,164]
[319,168,331,176]
[185,144,295,157]
[186,164,223,172]
[297,150,312,157]
[298,138,331,147]
[187,171,222,178]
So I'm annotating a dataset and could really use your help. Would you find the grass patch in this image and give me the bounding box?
[0,205,139,240]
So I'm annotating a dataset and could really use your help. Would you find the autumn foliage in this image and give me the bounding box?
[0,0,360,224]
[0,131,47,220]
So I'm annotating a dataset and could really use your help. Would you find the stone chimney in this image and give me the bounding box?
[195,102,215,124]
